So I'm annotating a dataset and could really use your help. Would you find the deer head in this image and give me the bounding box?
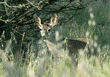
[34,14,57,38]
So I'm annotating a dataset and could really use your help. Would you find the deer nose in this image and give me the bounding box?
[42,36,46,40]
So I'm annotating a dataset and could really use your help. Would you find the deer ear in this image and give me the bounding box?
[49,14,57,27]
[34,14,42,29]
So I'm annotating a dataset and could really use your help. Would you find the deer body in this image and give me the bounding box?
[34,14,96,67]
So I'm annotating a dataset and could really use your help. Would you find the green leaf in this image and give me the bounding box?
[0,16,2,18]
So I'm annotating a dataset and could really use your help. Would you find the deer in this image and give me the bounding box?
[34,13,100,69]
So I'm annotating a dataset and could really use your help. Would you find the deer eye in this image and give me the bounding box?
[48,29,51,32]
